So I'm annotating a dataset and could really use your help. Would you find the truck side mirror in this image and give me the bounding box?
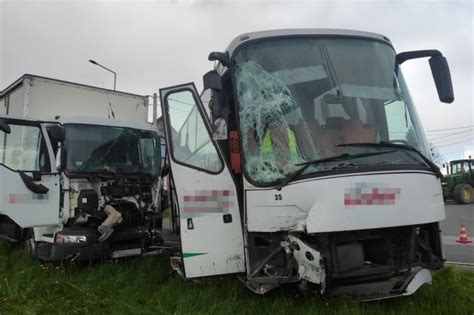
[57,146,67,172]
[48,125,65,143]
[0,119,11,134]
[161,164,170,178]
[397,50,454,104]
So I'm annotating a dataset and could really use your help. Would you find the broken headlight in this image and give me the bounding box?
[55,234,87,244]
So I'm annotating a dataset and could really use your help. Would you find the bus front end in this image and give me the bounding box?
[215,29,452,299]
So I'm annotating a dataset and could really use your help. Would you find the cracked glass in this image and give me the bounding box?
[233,37,430,184]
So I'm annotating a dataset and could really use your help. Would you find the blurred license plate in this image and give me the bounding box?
[111,248,142,258]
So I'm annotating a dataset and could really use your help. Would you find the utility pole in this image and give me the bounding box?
[153,93,158,126]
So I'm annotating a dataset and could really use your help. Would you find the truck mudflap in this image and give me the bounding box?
[37,226,149,261]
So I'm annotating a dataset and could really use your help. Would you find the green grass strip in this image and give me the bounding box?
[1,241,473,314]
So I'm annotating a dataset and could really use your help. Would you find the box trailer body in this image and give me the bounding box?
[0,75,165,261]
[0,74,149,121]
[159,29,453,300]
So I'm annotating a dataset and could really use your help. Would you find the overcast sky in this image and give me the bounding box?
[1,0,472,161]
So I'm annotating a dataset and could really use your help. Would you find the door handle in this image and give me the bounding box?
[223,214,232,224]
[19,171,49,194]
[187,218,194,230]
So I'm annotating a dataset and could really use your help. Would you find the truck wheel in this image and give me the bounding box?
[22,229,38,258]
[453,183,473,204]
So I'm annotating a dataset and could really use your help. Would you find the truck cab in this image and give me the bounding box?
[0,117,164,261]
[159,29,453,300]
[0,75,167,261]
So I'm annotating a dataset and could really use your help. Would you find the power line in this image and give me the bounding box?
[424,127,474,136]
[438,147,473,157]
[429,133,474,145]
[427,128,474,140]
[435,137,474,148]
[425,125,474,133]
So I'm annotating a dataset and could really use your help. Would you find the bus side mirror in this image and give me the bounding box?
[397,50,454,104]
[203,70,223,91]
[429,55,454,103]
[203,70,228,140]
[208,52,230,67]
[0,119,11,134]
[203,70,223,117]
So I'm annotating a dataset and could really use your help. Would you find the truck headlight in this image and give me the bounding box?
[55,234,87,244]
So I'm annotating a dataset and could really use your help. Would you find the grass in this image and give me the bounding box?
[0,240,473,315]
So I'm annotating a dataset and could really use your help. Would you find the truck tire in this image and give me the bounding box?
[453,183,473,204]
[22,229,38,258]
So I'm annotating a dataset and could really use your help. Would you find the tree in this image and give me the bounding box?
[429,142,444,166]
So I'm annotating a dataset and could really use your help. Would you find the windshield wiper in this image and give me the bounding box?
[336,142,443,178]
[275,150,396,191]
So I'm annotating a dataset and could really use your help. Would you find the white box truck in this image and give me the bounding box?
[159,29,453,300]
[0,74,167,261]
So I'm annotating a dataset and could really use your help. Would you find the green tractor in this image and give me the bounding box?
[442,159,474,204]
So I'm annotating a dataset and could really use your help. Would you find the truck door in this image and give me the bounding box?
[0,118,60,227]
[160,84,245,278]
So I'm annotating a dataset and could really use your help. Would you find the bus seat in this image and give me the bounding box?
[321,117,375,157]
[345,118,376,143]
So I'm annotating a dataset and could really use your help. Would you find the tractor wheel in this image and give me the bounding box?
[453,183,473,204]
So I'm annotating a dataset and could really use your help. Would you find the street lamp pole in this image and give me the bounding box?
[89,59,117,90]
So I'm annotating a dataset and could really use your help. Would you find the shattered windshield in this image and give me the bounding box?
[65,124,160,176]
[234,37,430,185]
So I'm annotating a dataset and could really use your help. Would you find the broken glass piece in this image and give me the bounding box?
[236,61,308,183]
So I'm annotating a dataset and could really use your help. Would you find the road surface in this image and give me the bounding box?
[441,202,474,264]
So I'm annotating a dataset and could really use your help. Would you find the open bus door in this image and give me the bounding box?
[160,83,245,278]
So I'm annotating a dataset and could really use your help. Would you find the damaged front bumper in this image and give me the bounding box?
[38,226,149,261]
[326,267,433,301]
[244,223,443,300]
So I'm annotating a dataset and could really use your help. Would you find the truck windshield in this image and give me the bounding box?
[233,37,430,185]
[65,124,161,176]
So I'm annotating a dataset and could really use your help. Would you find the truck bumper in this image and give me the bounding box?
[37,226,149,261]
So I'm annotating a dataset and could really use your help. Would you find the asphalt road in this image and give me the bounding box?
[441,202,474,264]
